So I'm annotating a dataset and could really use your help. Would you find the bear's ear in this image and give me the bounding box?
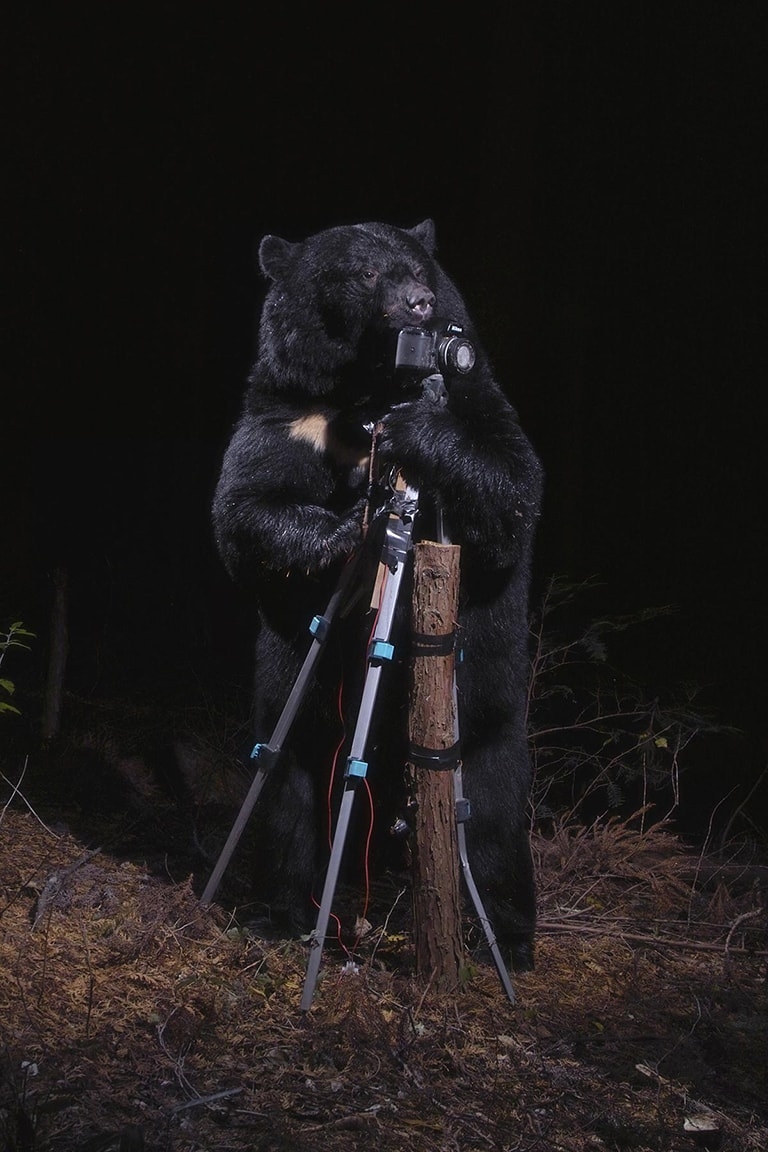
[407,219,436,254]
[258,235,297,280]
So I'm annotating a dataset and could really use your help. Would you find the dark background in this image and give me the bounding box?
[4,6,767,830]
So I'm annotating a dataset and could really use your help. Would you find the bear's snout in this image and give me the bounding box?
[405,284,435,323]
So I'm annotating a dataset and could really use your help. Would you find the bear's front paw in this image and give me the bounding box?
[377,399,449,479]
[378,400,434,455]
[321,498,367,565]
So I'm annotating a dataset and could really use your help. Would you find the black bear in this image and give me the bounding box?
[212,219,543,971]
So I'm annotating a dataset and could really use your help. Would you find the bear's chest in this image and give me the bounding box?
[288,409,374,493]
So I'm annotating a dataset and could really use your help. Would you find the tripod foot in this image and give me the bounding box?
[469,929,535,975]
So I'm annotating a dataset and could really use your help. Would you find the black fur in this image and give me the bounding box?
[212,219,543,971]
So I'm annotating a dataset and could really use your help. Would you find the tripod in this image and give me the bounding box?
[202,445,516,1010]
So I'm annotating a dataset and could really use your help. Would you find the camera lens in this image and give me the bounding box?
[439,335,476,374]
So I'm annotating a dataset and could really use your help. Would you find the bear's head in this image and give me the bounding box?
[255,220,444,396]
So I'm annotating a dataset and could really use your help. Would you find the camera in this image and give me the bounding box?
[395,320,476,377]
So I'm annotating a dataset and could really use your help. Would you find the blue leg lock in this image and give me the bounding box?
[369,639,394,663]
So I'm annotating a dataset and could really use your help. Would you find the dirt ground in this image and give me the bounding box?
[1,733,766,1152]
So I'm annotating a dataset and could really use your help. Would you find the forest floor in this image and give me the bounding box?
[1,714,767,1152]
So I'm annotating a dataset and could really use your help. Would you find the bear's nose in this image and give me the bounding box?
[406,287,435,322]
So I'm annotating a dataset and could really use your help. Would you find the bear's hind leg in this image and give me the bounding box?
[245,750,323,939]
[463,791,537,974]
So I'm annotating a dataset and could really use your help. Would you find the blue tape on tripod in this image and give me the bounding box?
[346,758,369,779]
[369,639,394,662]
[309,614,329,641]
[250,743,278,768]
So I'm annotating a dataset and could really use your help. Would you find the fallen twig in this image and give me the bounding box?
[537,918,767,956]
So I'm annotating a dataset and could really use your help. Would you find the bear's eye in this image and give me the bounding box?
[413,266,425,281]
[360,268,379,284]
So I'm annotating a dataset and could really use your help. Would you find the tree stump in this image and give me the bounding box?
[408,541,463,992]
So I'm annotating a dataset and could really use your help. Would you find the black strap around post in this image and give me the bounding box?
[410,630,457,657]
[407,741,461,771]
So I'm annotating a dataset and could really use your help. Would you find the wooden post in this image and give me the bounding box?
[408,541,463,992]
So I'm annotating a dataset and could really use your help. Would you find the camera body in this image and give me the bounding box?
[394,320,476,378]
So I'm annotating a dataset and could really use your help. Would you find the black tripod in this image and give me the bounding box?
[202,448,516,1010]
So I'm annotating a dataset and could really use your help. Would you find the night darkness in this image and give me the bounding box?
[4,6,767,835]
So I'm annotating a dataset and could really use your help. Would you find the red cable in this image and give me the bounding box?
[313,559,391,958]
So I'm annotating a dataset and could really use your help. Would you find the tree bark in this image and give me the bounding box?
[41,567,69,741]
[408,541,463,992]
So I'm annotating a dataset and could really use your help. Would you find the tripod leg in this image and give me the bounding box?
[300,495,417,1011]
[201,552,363,907]
[453,767,516,1003]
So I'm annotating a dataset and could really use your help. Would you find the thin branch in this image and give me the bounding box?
[1,762,61,837]
[537,918,766,956]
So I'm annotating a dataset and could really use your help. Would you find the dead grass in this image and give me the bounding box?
[1,788,766,1151]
